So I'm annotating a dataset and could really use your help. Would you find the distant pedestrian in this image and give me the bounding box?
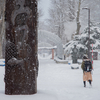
[81,54,93,87]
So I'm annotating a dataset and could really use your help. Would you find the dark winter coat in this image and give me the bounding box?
[81,59,92,72]
[81,59,93,81]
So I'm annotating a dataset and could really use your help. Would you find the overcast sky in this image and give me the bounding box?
[38,0,51,21]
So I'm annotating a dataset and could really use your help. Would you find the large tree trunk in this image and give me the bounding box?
[76,0,81,35]
[5,0,38,95]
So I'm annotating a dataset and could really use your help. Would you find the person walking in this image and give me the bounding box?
[81,54,93,87]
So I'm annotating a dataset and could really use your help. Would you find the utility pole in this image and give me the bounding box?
[5,0,38,95]
[88,8,91,59]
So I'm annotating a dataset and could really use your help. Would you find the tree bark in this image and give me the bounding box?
[5,0,38,95]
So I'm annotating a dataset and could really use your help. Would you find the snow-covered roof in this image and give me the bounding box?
[38,42,53,47]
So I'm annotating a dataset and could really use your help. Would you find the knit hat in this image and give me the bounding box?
[83,54,88,59]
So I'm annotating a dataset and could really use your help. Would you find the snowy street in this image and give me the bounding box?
[0,59,100,100]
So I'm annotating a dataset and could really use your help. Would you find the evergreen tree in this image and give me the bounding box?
[64,23,100,58]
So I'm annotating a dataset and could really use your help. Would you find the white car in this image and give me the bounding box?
[71,63,79,69]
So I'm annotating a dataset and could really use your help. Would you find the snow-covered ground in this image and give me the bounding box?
[0,58,100,100]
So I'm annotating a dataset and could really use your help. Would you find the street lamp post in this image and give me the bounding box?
[82,8,91,59]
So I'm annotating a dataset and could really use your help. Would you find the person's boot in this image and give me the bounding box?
[84,81,86,87]
[89,80,92,87]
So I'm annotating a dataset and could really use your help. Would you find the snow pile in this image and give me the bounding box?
[38,54,52,59]
[54,57,68,64]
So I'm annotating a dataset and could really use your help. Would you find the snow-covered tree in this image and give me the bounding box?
[37,0,45,31]
[0,0,5,58]
[47,0,66,38]
[46,0,77,44]
[38,0,43,20]
[64,23,100,59]
[68,0,76,21]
